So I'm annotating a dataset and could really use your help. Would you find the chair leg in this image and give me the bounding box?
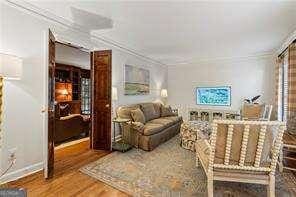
[207,177,213,197]
[267,174,275,197]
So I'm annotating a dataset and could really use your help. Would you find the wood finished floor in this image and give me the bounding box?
[7,139,296,196]
[7,140,128,197]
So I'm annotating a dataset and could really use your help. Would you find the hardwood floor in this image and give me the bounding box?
[7,140,128,197]
[6,138,296,196]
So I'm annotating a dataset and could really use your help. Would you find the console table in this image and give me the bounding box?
[188,108,240,122]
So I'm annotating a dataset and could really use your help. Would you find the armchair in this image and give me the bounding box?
[195,120,285,197]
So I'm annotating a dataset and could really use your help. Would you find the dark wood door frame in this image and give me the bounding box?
[47,33,112,178]
[91,50,112,151]
[47,29,55,179]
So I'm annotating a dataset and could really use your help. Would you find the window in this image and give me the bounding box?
[278,52,289,121]
[81,78,91,114]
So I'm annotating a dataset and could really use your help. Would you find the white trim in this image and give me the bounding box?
[4,0,279,67]
[0,162,43,184]
[277,29,296,55]
[4,0,166,66]
[166,52,275,66]
[43,30,49,179]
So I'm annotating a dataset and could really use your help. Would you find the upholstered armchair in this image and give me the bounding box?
[241,104,273,121]
[241,104,264,120]
[195,120,285,197]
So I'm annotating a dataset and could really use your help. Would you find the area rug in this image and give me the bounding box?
[80,137,296,197]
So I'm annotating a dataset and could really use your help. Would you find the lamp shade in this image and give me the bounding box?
[161,89,168,98]
[112,87,118,101]
[0,53,22,80]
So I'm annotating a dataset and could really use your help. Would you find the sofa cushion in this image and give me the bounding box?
[143,123,165,136]
[148,118,176,128]
[162,116,183,123]
[117,105,139,119]
[140,103,158,121]
[153,102,162,118]
[161,105,175,117]
[131,108,146,124]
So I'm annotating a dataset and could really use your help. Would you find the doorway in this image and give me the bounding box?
[46,29,112,178]
[54,41,91,151]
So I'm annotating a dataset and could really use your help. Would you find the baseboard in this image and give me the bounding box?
[0,162,43,184]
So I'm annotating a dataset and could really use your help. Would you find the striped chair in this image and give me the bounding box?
[195,120,285,197]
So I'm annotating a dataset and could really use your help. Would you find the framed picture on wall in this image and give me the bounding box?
[124,65,150,95]
[196,86,231,106]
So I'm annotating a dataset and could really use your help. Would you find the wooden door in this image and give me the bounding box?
[91,50,112,150]
[47,29,55,178]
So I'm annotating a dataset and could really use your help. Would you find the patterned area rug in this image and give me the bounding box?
[80,137,296,197]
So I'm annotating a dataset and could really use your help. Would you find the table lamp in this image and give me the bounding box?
[0,53,22,149]
[160,89,168,105]
[112,87,118,117]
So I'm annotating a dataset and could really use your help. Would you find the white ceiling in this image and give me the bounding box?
[28,1,296,65]
[55,43,90,69]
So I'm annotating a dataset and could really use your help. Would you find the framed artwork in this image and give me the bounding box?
[124,65,150,95]
[196,86,231,106]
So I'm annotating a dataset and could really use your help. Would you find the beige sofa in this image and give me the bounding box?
[117,102,183,151]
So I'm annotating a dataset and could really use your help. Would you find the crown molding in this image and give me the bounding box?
[166,52,275,66]
[4,0,167,66]
[276,29,296,55]
[4,0,284,67]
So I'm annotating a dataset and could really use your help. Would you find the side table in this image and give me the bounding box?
[112,118,132,152]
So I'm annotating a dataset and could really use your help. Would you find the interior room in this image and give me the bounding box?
[0,1,296,197]
[54,42,91,149]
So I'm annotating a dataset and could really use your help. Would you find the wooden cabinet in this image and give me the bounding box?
[55,63,90,102]
[72,67,81,100]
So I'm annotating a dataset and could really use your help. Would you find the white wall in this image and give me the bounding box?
[168,55,276,120]
[55,43,90,69]
[112,50,167,107]
[0,2,167,183]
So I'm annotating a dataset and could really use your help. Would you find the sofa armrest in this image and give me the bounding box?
[196,139,211,155]
[130,121,145,134]
[60,114,83,121]
[121,121,143,148]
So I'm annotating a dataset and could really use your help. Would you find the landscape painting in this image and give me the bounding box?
[124,65,150,95]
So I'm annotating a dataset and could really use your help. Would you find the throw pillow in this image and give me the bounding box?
[140,103,158,121]
[161,105,175,117]
[130,108,146,124]
[59,104,70,117]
